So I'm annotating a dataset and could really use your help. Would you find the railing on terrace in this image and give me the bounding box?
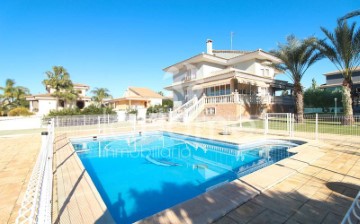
[271,96,294,105]
[205,94,235,104]
[230,113,360,141]
[203,94,292,105]
[50,114,118,127]
[342,191,360,224]
[16,119,54,224]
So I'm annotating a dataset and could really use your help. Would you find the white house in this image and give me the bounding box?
[164,39,294,121]
[107,87,164,110]
[26,83,92,116]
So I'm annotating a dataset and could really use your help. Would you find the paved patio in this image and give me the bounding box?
[1,123,360,224]
[0,134,41,224]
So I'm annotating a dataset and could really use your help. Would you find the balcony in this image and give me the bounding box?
[204,93,294,105]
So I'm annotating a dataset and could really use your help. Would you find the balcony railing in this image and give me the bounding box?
[203,94,294,105]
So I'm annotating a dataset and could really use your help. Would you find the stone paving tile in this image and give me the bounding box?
[321,212,343,224]
[247,209,288,224]
[289,203,329,224]
[225,201,265,224]
[0,134,41,224]
[251,191,303,218]
[213,216,238,224]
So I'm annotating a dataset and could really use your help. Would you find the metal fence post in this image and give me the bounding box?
[264,113,268,135]
[98,116,100,134]
[315,113,318,140]
[287,113,290,135]
[239,112,242,128]
[291,113,295,137]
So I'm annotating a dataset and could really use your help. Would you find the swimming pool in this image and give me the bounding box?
[71,131,299,223]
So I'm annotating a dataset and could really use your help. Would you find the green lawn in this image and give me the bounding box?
[230,119,360,136]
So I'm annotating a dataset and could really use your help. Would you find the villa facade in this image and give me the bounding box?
[164,40,294,121]
[107,87,163,111]
[320,67,360,111]
[26,83,92,115]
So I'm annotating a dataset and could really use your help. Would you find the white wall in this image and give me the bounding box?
[0,116,43,130]
[149,98,162,106]
[234,60,256,73]
[38,99,57,116]
[201,62,226,78]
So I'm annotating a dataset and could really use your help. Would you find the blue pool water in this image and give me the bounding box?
[71,132,298,223]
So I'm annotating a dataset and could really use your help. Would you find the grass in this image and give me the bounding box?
[230,119,360,136]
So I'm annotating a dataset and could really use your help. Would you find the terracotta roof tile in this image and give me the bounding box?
[129,87,164,98]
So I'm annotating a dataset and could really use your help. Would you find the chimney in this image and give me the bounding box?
[206,39,213,55]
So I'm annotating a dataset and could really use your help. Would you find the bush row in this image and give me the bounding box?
[48,105,116,116]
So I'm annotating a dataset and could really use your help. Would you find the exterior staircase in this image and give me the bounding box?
[170,95,205,123]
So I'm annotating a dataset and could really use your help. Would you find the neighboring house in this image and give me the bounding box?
[107,87,164,110]
[164,39,294,121]
[320,67,360,111]
[26,83,92,115]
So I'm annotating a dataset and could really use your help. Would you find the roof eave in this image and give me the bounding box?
[163,53,227,73]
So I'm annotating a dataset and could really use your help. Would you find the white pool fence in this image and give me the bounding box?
[16,119,54,224]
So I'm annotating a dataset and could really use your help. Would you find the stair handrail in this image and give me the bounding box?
[183,95,206,122]
[170,96,197,121]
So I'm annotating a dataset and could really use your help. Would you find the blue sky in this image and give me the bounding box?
[0,0,359,97]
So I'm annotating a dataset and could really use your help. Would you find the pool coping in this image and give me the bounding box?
[55,129,322,224]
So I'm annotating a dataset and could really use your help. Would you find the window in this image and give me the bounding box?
[261,68,270,76]
[205,107,216,115]
[265,69,270,76]
[220,85,225,95]
[59,100,65,108]
[186,68,196,81]
[225,84,231,94]
[205,84,231,96]
[184,88,188,100]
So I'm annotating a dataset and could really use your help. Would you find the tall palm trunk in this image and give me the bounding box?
[342,79,354,124]
[294,82,304,123]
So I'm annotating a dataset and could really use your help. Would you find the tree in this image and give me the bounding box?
[311,78,318,90]
[339,10,360,21]
[42,66,74,110]
[317,20,360,124]
[0,79,16,106]
[12,86,30,107]
[270,35,323,122]
[158,91,164,96]
[91,87,112,107]
[0,79,30,115]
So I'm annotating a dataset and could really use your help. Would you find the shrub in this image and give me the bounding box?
[47,105,116,117]
[48,108,81,116]
[126,108,138,115]
[8,107,33,116]
[82,104,116,115]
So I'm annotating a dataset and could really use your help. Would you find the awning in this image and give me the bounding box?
[236,79,268,87]
[192,78,232,90]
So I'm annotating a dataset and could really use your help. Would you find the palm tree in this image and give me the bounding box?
[0,79,16,106]
[0,79,30,114]
[271,35,323,123]
[317,20,360,124]
[91,87,112,107]
[12,86,30,107]
[42,66,74,109]
[339,9,360,21]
